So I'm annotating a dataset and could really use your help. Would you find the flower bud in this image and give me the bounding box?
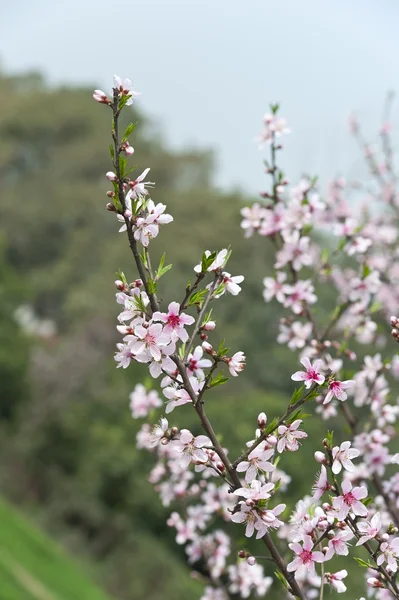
[381,533,390,541]
[202,341,216,356]
[217,462,225,472]
[238,550,247,558]
[247,556,256,566]
[314,451,327,464]
[106,202,116,211]
[170,427,179,438]
[115,279,126,291]
[203,320,216,331]
[106,190,116,198]
[257,412,267,429]
[106,171,118,181]
[367,577,383,588]
[200,333,208,341]
[266,434,277,446]
[390,316,399,328]
[93,90,110,104]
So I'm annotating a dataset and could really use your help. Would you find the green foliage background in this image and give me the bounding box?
[0,71,367,599]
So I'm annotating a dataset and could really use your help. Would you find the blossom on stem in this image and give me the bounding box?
[356,512,381,546]
[172,429,212,468]
[325,529,353,560]
[153,302,195,343]
[186,346,212,379]
[376,537,399,572]
[291,357,325,388]
[236,446,275,482]
[148,418,170,448]
[129,383,162,418]
[225,351,246,376]
[331,441,360,474]
[263,272,287,303]
[113,74,140,105]
[312,465,329,500]
[126,168,154,200]
[323,379,355,404]
[277,420,307,453]
[332,479,368,520]
[325,570,348,594]
[287,535,324,574]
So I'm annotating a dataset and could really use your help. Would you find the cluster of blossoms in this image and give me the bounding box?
[95,78,399,598]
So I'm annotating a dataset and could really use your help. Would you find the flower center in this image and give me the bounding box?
[300,550,313,564]
[343,491,355,506]
[168,314,181,328]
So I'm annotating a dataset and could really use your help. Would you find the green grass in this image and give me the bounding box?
[0,498,112,600]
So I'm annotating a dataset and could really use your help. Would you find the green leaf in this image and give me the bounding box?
[289,386,304,405]
[116,270,127,285]
[209,372,229,388]
[274,570,288,590]
[155,253,172,280]
[217,339,229,357]
[325,430,334,448]
[188,289,208,307]
[122,121,137,142]
[201,251,217,273]
[354,557,372,568]
[263,417,279,437]
[362,263,372,279]
[109,144,115,160]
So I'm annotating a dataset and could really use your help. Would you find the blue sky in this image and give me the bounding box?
[2,0,399,194]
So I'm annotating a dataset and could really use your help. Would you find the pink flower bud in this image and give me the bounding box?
[266,435,277,446]
[106,202,116,212]
[247,556,256,566]
[367,577,383,589]
[390,316,399,328]
[106,171,118,181]
[93,89,110,104]
[203,320,216,331]
[257,412,267,429]
[314,451,326,464]
[106,190,115,198]
[115,280,125,290]
[238,550,247,558]
[202,341,215,355]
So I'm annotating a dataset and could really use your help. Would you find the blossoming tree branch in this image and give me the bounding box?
[93,76,399,600]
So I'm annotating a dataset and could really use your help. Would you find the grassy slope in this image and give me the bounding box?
[0,498,111,600]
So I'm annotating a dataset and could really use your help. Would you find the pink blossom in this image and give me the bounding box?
[325,529,353,560]
[236,447,275,482]
[277,420,307,453]
[228,561,273,598]
[226,351,246,376]
[324,379,355,404]
[240,203,267,237]
[113,74,140,105]
[148,418,169,448]
[153,302,195,343]
[217,272,244,297]
[172,429,212,469]
[233,479,275,503]
[129,383,162,418]
[129,322,170,362]
[325,570,348,594]
[278,321,312,350]
[332,441,360,474]
[287,535,324,574]
[126,168,154,200]
[93,89,110,104]
[312,465,329,500]
[332,479,368,520]
[186,346,212,379]
[263,272,287,303]
[356,512,381,546]
[194,249,229,274]
[376,537,399,572]
[163,377,203,413]
[275,231,313,271]
[283,279,317,314]
[291,357,325,388]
